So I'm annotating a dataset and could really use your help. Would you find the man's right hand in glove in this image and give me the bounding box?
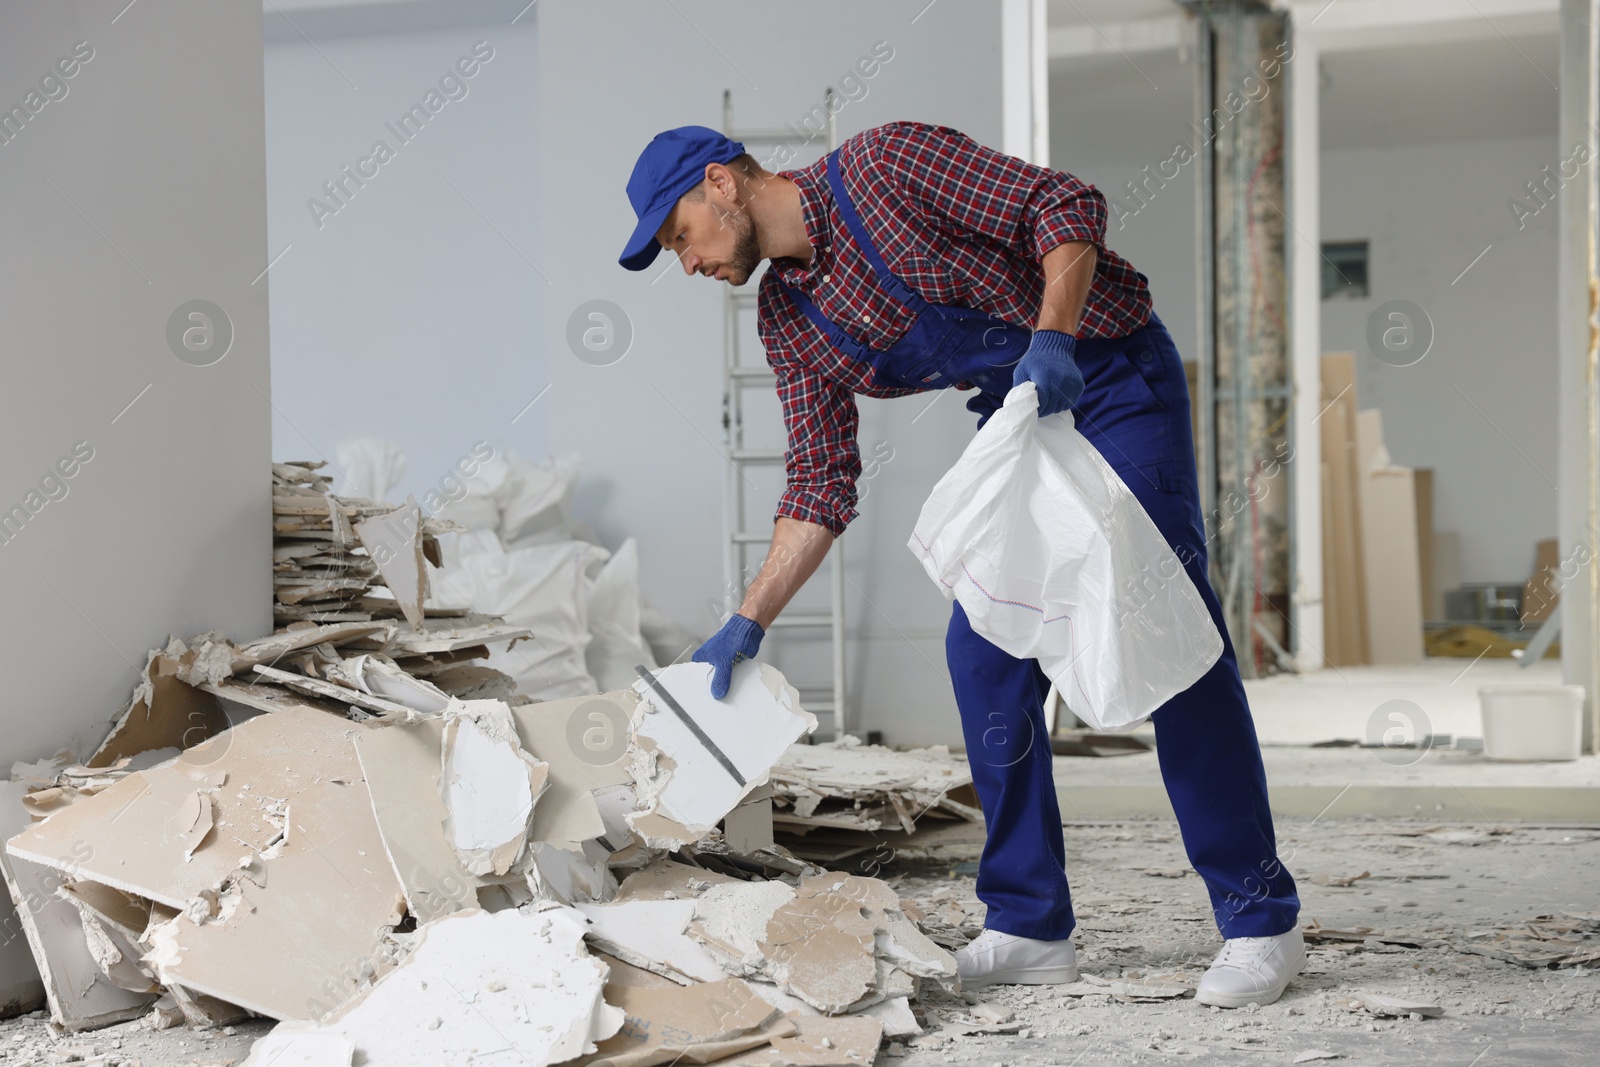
[692,614,765,700]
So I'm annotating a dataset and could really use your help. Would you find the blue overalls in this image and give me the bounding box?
[779,149,1300,942]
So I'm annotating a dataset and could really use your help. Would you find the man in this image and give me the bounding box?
[618,123,1303,1006]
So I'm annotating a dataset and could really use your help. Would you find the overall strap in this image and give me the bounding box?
[824,147,928,311]
[776,278,876,364]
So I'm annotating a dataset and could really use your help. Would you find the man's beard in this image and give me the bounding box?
[715,204,762,286]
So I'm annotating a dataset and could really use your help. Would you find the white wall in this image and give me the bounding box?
[536,0,1014,744]
[0,2,272,762]
[262,12,546,501]
[1320,134,1562,585]
[1049,38,1563,590]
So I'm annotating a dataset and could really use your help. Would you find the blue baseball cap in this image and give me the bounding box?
[619,126,746,271]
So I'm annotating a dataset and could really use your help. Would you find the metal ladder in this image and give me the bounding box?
[720,89,847,741]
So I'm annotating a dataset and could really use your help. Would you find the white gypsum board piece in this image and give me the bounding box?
[239,908,620,1066]
[148,774,406,1021]
[6,708,366,911]
[629,662,815,830]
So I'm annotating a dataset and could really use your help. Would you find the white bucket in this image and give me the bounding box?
[1478,685,1585,761]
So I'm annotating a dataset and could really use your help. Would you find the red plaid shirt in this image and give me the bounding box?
[758,122,1152,535]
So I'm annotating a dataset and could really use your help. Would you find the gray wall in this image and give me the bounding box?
[535,0,1012,744]
[0,2,273,763]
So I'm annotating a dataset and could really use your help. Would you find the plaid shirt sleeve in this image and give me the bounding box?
[866,123,1107,262]
[760,279,863,536]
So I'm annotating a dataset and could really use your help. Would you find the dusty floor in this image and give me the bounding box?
[3,816,1597,1066]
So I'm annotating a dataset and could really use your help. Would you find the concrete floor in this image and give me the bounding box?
[892,816,1600,1065]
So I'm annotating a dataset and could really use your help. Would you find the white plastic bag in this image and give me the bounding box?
[585,538,658,690]
[434,529,608,701]
[334,436,406,503]
[909,383,1223,730]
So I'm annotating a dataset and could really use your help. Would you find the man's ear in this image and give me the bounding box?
[704,162,739,203]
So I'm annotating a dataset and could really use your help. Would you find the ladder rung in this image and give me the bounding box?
[731,531,771,544]
[730,366,775,381]
[727,128,795,144]
[729,289,762,305]
[732,449,784,464]
[769,612,834,627]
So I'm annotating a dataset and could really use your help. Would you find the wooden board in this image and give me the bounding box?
[1319,355,1369,665]
[1356,409,1424,664]
[1414,469,1435,622]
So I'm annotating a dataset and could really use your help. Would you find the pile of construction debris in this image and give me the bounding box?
[767,738,980,865]
[0,469,966,1066]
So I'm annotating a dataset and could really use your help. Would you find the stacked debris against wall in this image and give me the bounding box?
[1,468,958,1066]
[767,738,980,865]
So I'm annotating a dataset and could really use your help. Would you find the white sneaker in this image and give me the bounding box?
[1195,929,1306,1007]
[955,929,1078,989]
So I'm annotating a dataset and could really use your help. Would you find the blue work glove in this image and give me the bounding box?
[692,614,765,699]
[1012,329,1084,417]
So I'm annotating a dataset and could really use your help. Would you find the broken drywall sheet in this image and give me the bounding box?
[233,622,394,672]
[511,693,636,852]
[347,615,535,655]
[689,880,798,980]
[251,665,420,720]
[629,662,815,832]
[8,708,364,911]
[355,496,428,630]
[439,700,548,877]
[576,899,729,986]
[333,654,451,714]
[769,737,977,836]
[55,888,158,995]
[581,974,793,1067]
[351,717,477,924]
[859,995,920,1038]
[728,1014,885,1066]
[0,783,49,1017]
[0,786,155,1030]
[611,860,742,903]
[148,776,407,1021]
[529,840,617,906]
[87,644,230,768]
[242,907,622,1067]
[737,874,956,1016]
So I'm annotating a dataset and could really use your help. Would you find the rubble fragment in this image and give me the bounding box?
[243,908,622,1066]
